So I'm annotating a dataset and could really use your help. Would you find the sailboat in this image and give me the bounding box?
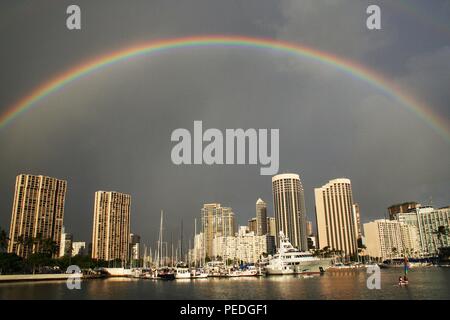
[156,210,175,280]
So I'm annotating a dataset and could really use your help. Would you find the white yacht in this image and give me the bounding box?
[174,263,191,279]
[265,232,331,275]
[226,266,258,277]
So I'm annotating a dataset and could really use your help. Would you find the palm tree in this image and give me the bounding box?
[17,235,35,258]
[0,228,9,252]
[391,247,398,260]
[41,238,59,257]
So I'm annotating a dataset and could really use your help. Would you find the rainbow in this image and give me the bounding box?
[1,35,449,143]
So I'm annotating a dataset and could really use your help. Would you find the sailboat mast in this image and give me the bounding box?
[157,210,164,268]
[171,233,174,267]
[180,219,184,263]
[194,218,197,268]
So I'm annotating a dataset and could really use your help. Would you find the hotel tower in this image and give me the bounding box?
[272,173,308,251]
[314,178,358,257]
[8,174,67,258]
[91,191,131,262]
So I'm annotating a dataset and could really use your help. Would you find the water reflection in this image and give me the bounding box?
[0,268,448,300]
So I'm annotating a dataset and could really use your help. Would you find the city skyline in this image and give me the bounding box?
[0,1,449,249]
[2,171,448,250]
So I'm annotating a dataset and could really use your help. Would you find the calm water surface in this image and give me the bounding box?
[1,268,449,300]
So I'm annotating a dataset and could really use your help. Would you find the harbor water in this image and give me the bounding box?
[1,268,449,300]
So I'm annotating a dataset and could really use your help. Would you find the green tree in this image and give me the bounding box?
[17,235,35,258]
[27,253,52,274]
[0,252,23,274]
[0,228,9,252]
[41,238,59,257]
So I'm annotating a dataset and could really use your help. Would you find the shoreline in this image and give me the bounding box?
[0,273,105,283]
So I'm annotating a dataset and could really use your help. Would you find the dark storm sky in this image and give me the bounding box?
[0,0,449,248]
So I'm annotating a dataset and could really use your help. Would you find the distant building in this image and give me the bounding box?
[407,206,450,256]
[256,198,268,236]
[248,218,257,234]
[272,173,308,251]
[306,221,313,236]
[91,191,131,262]
[191,232,205,264]
[8,174,67,258]
[129,233,141,261]
[315,178,358,257]
[388,202,420,221]
[72,241,87,256]
[212,226,274,263]
[353,203,362,238]
[266,217,276,237]
[201,203,236,259]
[363,219,421,260]
[59,227,73,257]
[416,206,450,255]
[397,206,450,256]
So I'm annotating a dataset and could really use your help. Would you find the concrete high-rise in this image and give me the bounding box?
[272,173,308,251]
[266,217,276,237]
[353,203,362,238]
[256,198,268,236]
[363,219,421,260]
[315,178,358,257]
[8,174,67,258]
[91,191,131,262]
[201,203,235,258]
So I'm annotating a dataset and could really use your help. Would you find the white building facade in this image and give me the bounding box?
[212,227,272,263]
[363,219,421,260]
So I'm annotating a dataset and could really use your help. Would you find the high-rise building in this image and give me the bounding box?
[256,198,268,236]
[59,227,73,257]
[388,202,420,220]
[201,203,235,258]
[8,174,67,258]
[272,173,308,251]
[314,178,358,257]
[397,206,450,256]
[353,203,362,238]
[363,219,421,260]
[417,206,450,255]
[248,218,257,234]
[91,191,131,262]
[266,217,276,237]
[129,233,141,261]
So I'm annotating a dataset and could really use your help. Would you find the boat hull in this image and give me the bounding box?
[266,259,331,275]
